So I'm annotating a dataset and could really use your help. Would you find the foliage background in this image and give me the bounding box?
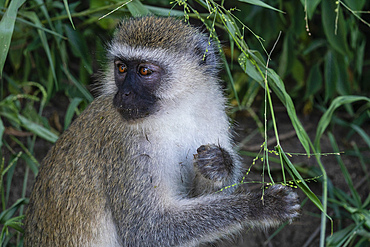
[0,0,369,246]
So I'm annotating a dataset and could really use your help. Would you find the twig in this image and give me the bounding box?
[241,124,313,151]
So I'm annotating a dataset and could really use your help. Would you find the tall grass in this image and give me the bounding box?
[1,0,369,246]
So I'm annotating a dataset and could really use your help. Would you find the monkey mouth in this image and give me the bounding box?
[116,107,150,120]
[113,92,157,120]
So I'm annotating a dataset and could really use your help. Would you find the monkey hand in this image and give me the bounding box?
[193,144,233,181]
[257,184,301,224]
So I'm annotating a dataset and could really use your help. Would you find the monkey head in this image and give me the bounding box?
[103,16,219,122]
[112,58,163,120]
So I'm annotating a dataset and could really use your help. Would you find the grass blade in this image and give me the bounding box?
[63,0,76,29]
[238,0,284,13]
[314,96,370,152]
[277,145,327,215]
[21,11,58,88]
[0,118,4,147]
[127,0,151,16]
[18,115,58,143]
[268,69,311,155]
[64,25,92,74]
[0,0,26,77]
[321,0,350,56]
[64,98,83,130]
[61,66,94,102]
[328,132,362,207]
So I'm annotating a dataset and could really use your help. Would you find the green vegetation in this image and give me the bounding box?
[1,0,369,246]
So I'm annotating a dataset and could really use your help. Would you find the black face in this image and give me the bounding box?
[113,58,163,120]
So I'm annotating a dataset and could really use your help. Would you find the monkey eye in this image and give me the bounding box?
[115,60,127,74]
[117,64,127,73]
[139,67,153,76]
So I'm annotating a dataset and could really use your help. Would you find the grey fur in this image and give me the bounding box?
[24,16,299,247]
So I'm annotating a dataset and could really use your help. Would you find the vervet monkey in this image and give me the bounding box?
[24,16,300,247]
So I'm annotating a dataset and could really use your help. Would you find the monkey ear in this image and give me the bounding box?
[195,35,220,73]
[203,45,218,67]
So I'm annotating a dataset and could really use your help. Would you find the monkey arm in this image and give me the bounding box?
[117,185,299,247]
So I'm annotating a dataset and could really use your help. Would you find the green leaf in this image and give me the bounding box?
[4,216,25,232]
[64,25,93,74]
[23,82,48,111]
[303,39,326,55]
[223,12,241,43]
[61,66,94,102]
[0,0,26,77]
[11,16,66,39]
[0,200,27,241]
[0,118,4,147]
[321,0,350,56]
[5,153,21,204]
[241,80,260,107]
[238,53,263,84]
[278,32,294,77]
[21,11,58,88]
[238,0,284,13]
[64,98,83,130]
[8,38,24,71]
[18,115,58,143]
[300,0,321,19]
[21,152,39,176]
[324,51,338,102]
[267,69,311,155]
[355,39,366,76]
[332,54,350,96]
[347,123,370,149]
[305,63,322,99]
[343,0,366,10]
[328,132,362,207]
[290,59,305,91]
[127,0,151,17]
[0,198,27,222]
[63,0,76,29]
[146,6,184,16]
[326,224,360,247]
[277,146,325,213]
[314,96,370,152]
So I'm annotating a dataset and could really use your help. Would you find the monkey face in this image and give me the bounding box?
[113,58,163,120]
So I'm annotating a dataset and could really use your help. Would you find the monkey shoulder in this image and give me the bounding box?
[38,96,125,178]
[53,96,123,150]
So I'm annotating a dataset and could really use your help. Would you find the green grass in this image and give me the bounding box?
[1,0,369,246]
